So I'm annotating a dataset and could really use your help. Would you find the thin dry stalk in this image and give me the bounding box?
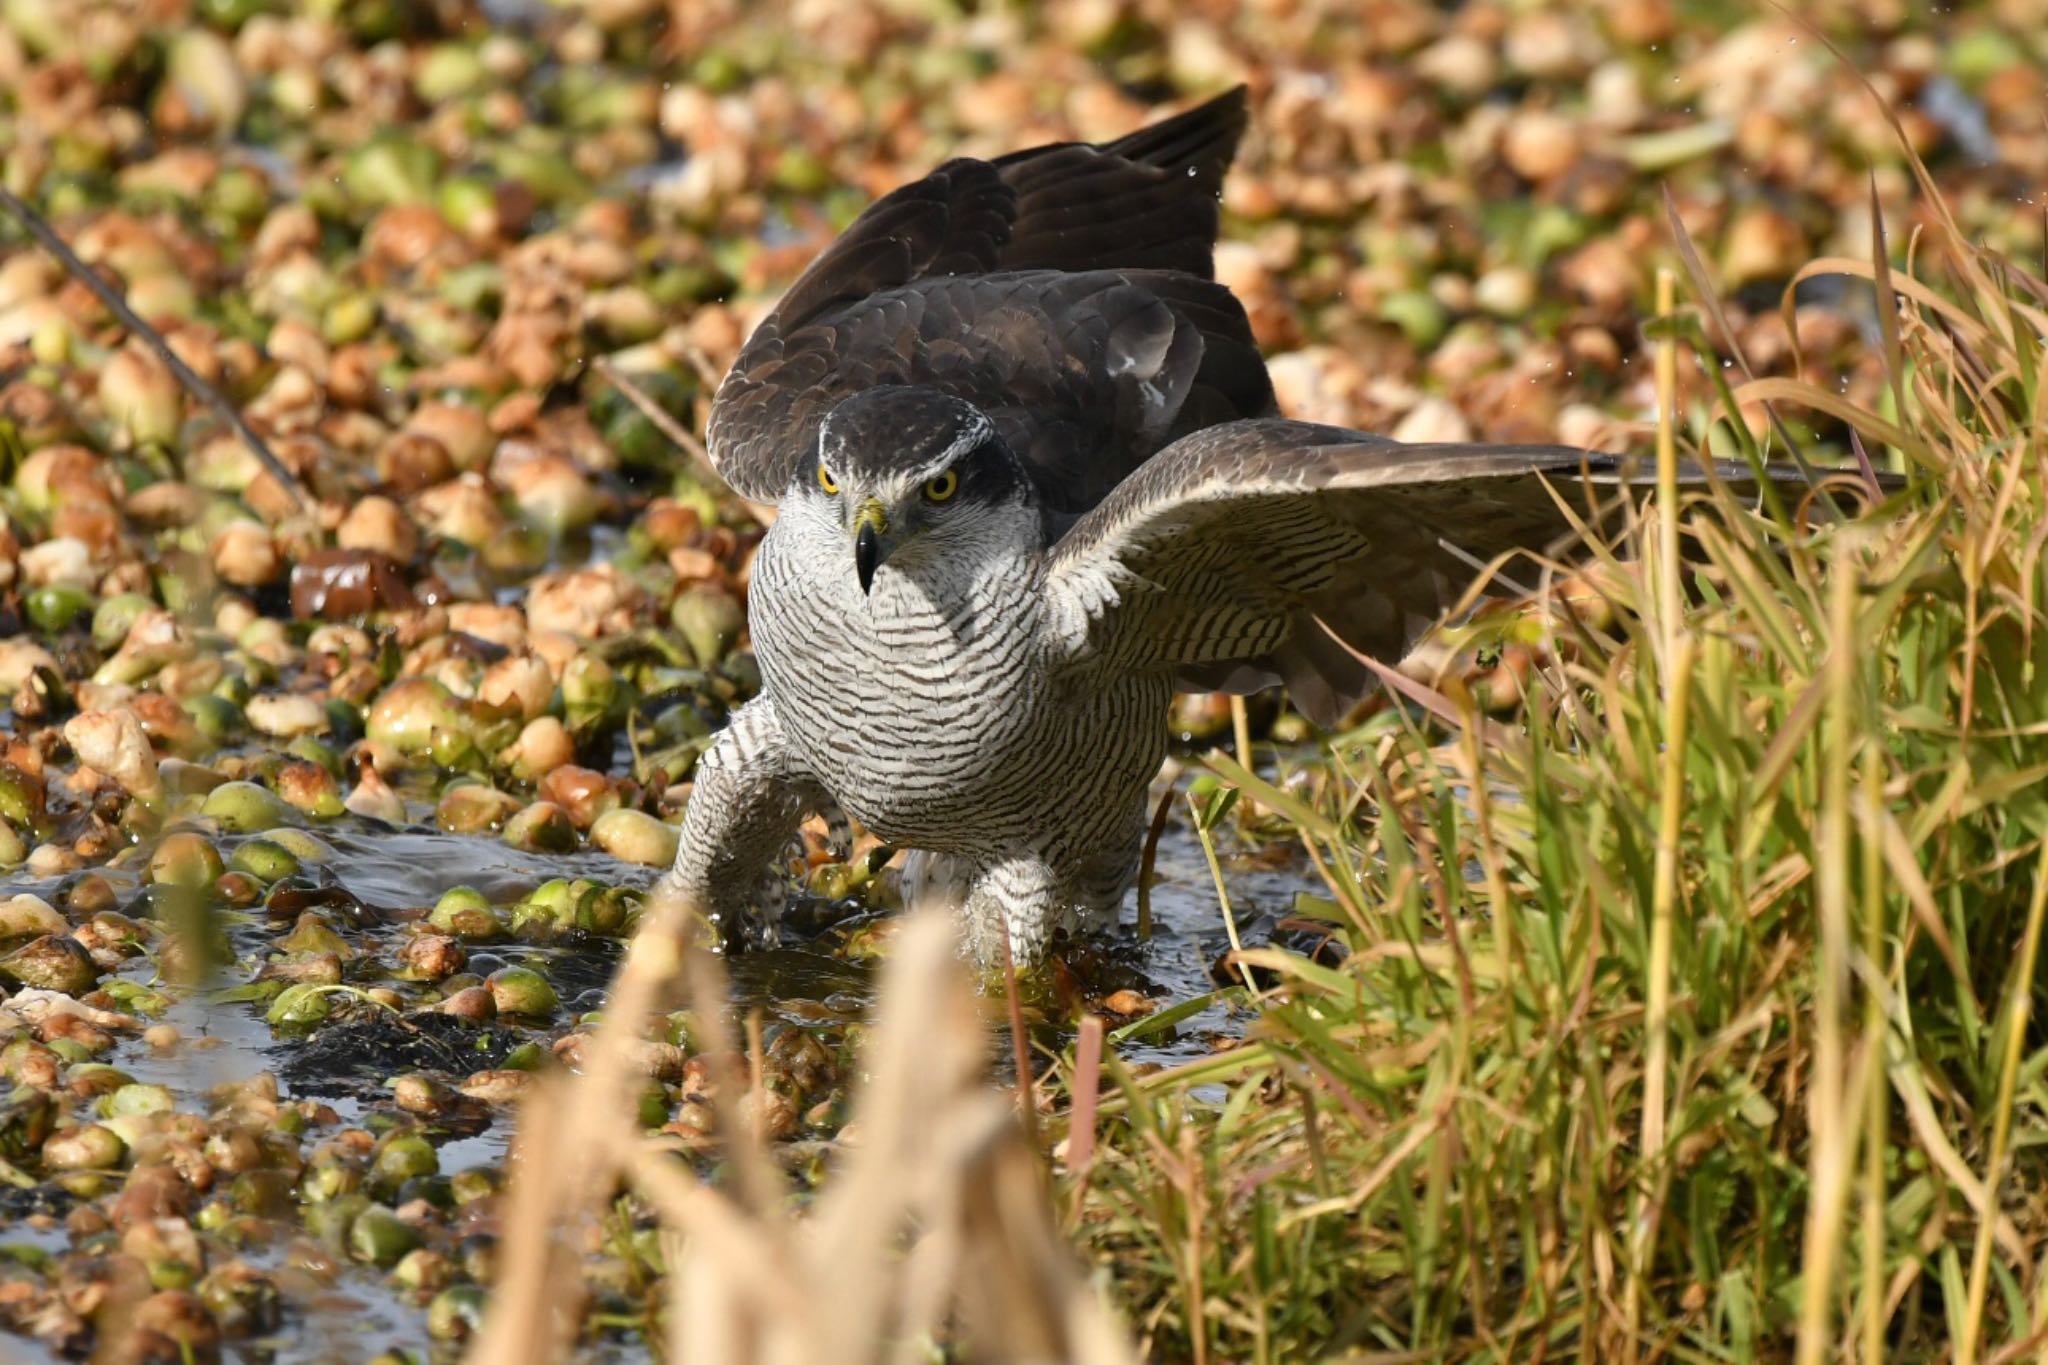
[1136,784,1175,940]
[0,184,313,514]
[1636,639,1694,1169]
[1191,790,1259,999]
[595,357,778,525]
[1794,556,1863,1365]
[1067,1015,1105,1187]
[1857,753,1891,1362]
[1626,267,1695,1358]
[1181,1125,1209,1365]
[1653,267,1683,652]
[1228,694,1259,827]
[470,887,703,1363]
[1001,921,1042,1152]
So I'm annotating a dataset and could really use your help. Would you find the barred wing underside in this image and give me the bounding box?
[1046,419,1724,725]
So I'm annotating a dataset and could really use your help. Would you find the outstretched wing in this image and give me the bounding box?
[1045,420,1831,727]
[706,89,1271,510]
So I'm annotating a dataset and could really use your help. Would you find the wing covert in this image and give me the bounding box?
[1045,420,1701,726]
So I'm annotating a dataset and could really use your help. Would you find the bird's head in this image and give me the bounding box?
[806,386,1031,595]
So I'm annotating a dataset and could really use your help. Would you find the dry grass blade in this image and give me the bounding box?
[470,886,701,1363]
[809,908,1131,1362]
[0,183,313,515]
[1341,647,1516,751]
[1729,376,1932,470]
[1848,429,1882,502]
[1787,256,1996,349]
[1958,843,2048,1365]
[1870,173,1909,426]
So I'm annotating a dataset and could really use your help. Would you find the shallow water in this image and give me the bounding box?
[1,786,1319,1361]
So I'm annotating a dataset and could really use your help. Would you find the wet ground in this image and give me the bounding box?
[0,788,1314,1362]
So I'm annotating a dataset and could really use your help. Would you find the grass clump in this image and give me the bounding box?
[1056,156,2048,1360]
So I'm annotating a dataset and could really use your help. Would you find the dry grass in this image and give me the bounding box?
[469,890,1134,1364]
[1052,120,2048,1363]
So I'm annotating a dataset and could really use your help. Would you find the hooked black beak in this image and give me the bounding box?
[851,497,889,595]
[855,522,881,595]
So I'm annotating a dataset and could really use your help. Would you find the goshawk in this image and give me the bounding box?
[658,88,1854,964]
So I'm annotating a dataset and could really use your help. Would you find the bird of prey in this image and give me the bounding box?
[657,87,1860,965]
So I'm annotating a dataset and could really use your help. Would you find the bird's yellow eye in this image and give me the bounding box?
[924,470,959,502]
[817,463,839,494]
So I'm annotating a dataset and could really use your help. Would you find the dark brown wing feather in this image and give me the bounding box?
[988,85,1245,278]
[1048,420,1879,726]
[707,88,1268,508]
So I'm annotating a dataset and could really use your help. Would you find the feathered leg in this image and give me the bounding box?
[1068,799,1148,937]
[659,694,835,942]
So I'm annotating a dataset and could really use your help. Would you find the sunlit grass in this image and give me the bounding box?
[1055,135,2048,1362]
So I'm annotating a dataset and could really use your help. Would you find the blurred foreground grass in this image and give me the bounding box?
[1050,131,2048,1363]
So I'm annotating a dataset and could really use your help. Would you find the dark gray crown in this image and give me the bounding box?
[817,386,999,487]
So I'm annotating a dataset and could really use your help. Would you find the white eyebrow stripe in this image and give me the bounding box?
[818,405,994,492]
[892,412,994,487]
